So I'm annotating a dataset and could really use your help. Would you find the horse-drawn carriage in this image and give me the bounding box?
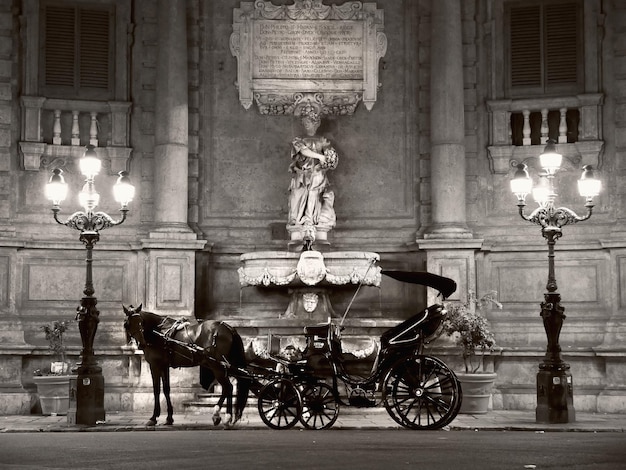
[123,270,462,430]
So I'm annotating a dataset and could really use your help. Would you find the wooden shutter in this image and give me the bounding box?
[42,2,113,99]
[509,5,542,89]
[44,6,76,88]
[507,0,581,97]
[79,8,111,90]
[545,2,579,86]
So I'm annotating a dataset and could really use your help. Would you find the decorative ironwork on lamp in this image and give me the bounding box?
[46,144,135,425]
[510,139,601,424]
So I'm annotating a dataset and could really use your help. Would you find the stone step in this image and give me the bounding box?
[183,388,241,411]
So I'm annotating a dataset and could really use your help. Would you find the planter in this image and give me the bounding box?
[33,375,74,416]
[456,372,497,414]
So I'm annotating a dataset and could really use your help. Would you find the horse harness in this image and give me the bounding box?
[158,318,235,369]
[159,317,192,341]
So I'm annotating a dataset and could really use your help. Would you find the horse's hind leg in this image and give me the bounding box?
[201,367,222,425]
[163,367,174,425]
[213,393,225,426]
[217,375,234,426]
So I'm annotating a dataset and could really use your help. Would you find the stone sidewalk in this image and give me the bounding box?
[1,409,625,433]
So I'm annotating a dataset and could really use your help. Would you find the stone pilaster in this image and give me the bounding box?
[0,5,30,413]
[144,0,206,316]
[420,0,477,301]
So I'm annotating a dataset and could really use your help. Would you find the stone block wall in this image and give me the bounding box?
[0,0,625,416]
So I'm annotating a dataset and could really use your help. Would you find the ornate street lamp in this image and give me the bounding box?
[46,144,135,425]
[510,139,601,424]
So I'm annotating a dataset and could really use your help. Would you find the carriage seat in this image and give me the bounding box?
[380,304,445,347]
[303,321,342,356]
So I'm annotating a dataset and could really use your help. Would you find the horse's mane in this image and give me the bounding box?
[139,310,165,329]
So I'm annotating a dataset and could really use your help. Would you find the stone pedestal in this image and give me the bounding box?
[0,318,33,414]
[141,232,207,315]
[536,369,575,423]
[67,373,105,425]
[416,239,483,304]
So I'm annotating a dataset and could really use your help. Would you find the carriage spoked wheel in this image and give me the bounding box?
[298,382,339,430]
[383,355,462,430]
[257,378,302,430]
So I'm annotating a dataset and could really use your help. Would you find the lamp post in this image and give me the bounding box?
[510,139,601,424]
[46,145,135,425]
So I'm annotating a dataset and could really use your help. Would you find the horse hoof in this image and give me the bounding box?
[165,418,174,426]
[224,420,239,429]
[212,416,222,426]
[146,419,157,426]
[222,414,234,429]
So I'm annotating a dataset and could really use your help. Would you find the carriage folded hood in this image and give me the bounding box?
[381,270,457,300]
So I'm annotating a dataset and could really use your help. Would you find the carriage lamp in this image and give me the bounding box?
[46,144,135,426]
[510,139,601,424]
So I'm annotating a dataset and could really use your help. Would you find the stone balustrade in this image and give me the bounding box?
[18,96,132,173]
[487,94,604,174]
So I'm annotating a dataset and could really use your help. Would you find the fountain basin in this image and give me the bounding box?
[238,251,381,288]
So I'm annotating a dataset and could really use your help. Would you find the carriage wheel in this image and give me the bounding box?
[383,355,462,430]
[299,382,339,430]
[257,378,302,430]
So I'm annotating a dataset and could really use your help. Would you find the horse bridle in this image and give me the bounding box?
[124,310,146,349]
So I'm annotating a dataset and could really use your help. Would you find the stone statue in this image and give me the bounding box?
[287,112,338,242]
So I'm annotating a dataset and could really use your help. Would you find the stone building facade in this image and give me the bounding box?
[0,0,625,415]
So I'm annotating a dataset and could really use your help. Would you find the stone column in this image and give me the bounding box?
[426,0,471,239]
[419,0,481,302]
[154,0,190,231]
[143,0,206,316]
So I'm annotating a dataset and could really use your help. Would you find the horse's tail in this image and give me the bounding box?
[230,330,251,418]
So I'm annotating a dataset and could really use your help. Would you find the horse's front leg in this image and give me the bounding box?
[163,367,174,425]
[147,366,161,426]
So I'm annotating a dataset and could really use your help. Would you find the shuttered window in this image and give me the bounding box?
[40,1,114,99]
[506,0,582,97]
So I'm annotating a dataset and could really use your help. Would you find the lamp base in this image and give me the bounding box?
[67,372,105,425]
[535,368,575,423]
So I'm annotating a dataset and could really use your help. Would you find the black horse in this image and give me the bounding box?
[123,304,250,427]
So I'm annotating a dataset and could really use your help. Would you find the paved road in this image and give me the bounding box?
[1,429,625,470]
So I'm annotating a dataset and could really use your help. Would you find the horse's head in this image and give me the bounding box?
[123,304,146,349]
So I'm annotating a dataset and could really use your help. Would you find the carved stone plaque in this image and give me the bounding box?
[231,1,387,115]
[253,21,364,80]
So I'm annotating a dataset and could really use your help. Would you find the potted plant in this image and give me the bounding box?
[33,320,74,415]
[443,291,501,414]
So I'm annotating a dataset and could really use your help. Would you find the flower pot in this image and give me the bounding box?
[33,375,74,416]
[456,372,497,414]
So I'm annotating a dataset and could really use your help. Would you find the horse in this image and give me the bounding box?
[123,304,250,427]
